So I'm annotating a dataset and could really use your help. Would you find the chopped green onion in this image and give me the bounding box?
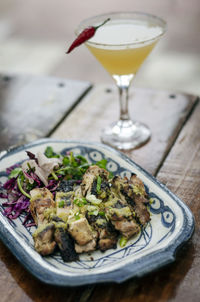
[74,197,88,207]
[86,194,102,205]
[96,176,102,193]
[73,198,82,207]
[58,200,65,208]
[149,198,154,204]
[119,236,128,248]
[51,170,58,181]
[99,211,105,217]
[75,212,80,220]
[82,198,88,205]
[88,210,98,216]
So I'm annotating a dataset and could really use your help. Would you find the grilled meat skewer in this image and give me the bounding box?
[54,181,78,261]
[111,175,150,226]
[86,213,118,251]
[30,188,56,255]
[68,217,97,253]
[29,162,151,261]
[53,217,78,262]
[104,192,140,239]
[56,180,97,254]
[81,165,118,250]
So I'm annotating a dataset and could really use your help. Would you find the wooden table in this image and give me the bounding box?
[0,73,199,302]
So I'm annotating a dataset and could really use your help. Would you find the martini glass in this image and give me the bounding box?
[76,12,166,150]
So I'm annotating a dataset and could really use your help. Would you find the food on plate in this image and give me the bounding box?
[0,147,151,262]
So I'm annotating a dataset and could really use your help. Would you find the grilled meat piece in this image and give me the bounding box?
[104,193,140,238]
[81,165,109,198]
[111,175,150,226]
[29,163,151,259]
[68,217,97,246]
[54,224,78,262]
[75,239,97,253]
[30,187,55,225]
[132,195,150,225]
[30,188,56,255]
[55,191,74,222]
[87,213,118,251]
[33,223,56,256]
[54,190,79,261]
[56,184,98,254]
[113,219,140,239]
[81,165,119,250]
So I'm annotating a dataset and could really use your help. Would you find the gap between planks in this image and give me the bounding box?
[51,84,197,175]
[77,98,200,302]
[51,84,198,302]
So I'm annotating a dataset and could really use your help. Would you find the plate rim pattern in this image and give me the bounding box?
[0,138,195,286]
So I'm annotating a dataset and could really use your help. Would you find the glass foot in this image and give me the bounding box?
[101,120,151,150]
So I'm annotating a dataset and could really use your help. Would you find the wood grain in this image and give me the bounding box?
[0,79,199,302]
[88,101,200,302]
[0,73,91,151]
[52,84,197,174]
[0,240,86,302]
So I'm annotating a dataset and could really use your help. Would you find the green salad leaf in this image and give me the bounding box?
[44,146,60,158]
[9,167,22,179]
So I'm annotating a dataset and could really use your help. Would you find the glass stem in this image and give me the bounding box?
[113,74,134,122]
[118,85,129,121]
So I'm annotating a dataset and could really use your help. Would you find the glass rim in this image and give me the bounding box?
[75,11,167,48]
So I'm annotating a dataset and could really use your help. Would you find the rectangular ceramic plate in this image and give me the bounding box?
[0,139,194,286]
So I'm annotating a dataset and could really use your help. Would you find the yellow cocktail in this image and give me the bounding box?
[87,41,157,76]
[86,20,162,77]
[77,13,166,150]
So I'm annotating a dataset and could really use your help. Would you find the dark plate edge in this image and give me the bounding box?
[0,138,195,286]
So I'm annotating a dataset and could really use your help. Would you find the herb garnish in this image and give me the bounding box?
[96,176,102,193]
[58,200,65,208]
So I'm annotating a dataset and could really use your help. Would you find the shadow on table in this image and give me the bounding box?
[0,237,195,302]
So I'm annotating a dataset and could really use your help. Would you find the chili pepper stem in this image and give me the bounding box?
[94,18,111,30]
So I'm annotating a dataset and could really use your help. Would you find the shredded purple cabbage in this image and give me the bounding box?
[2,188,30,220]
[0,149,88,229]
[29,172,42,186]
[47,179,59,191]
[0,192,7,198]
[3,177,16,190]
[23,169,42,187]
[0,173,33,224]
[1,165,57,226]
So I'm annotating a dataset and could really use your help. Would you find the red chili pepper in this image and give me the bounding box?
[66,18,110,54]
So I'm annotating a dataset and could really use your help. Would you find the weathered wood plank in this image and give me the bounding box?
[0,240,85,302]
[87,101,200,302]
[52,84,197,174]
[0,81,198,302]
[0,73,91,151]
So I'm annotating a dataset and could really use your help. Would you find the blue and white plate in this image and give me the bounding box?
[0,139,194,286]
